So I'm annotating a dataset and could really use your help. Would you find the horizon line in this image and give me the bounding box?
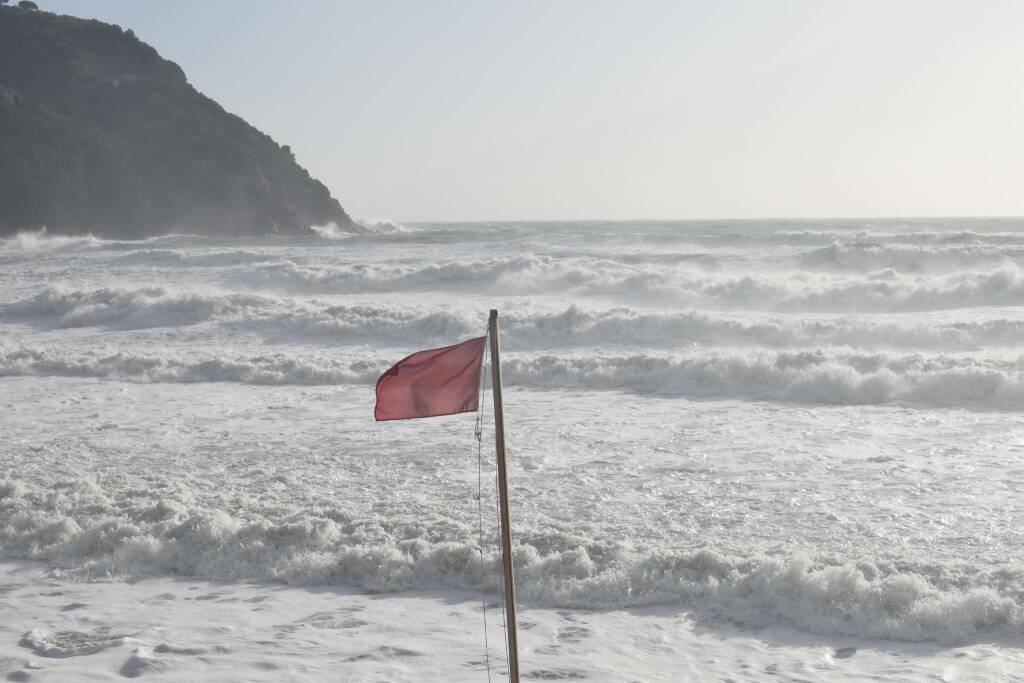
[380,214,1024,225]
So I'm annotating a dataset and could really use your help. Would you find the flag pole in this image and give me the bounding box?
[488,309,520,683]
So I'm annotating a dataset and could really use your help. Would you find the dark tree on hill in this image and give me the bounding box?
[17,1,37,9]
[0,7,356,237]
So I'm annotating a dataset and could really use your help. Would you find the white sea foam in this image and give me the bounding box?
[0,475,1019,643]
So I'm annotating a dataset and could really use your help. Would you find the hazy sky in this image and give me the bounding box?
[43,1,1024,221]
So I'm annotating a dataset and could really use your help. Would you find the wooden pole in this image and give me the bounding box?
[488,309,520,683]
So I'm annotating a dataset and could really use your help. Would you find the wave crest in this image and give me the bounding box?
[504,351,1024,408]
[232,257,1024,312]
[0,475,1019,643]
[2,343,1021,408]
[0,345,385,384]
[801,242,1021,273]
[9,288,1024,352]
[2,286,271,329]
[0,229,106,252]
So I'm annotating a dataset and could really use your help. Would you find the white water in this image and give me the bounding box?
[2,219,1024,679]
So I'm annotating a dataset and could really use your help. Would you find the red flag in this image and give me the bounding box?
[375,336,486,421]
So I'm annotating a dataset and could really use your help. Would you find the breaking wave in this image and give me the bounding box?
[0,286,480,339]
[111,249,280,268]
[0,475,1020,643]
[0,345,385,385]
[0,229,108,252]
[502,351,1024,409]
[230,257,548,294]
[0,228,223,253]
[2,343,1021,408]
[773,228,1024,246]
[354,218,416,233]
[2,286,272,329]
[10,288,1024,351]
[232,257,1024,312]
[495,305,1024,352]
[310,221,361,240]
[801,242,1023,273]
[628,224,1024,249]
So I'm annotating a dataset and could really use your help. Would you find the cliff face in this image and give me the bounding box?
[0,7,356,237]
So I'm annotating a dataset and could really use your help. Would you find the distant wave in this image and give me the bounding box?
[0,345,384,385]
[310,222,360,240]
[0,286,480,340]
[2,286,272,329]
[499,306,1024,352]
[772,229,1024,247]
[7,224,1024,254]
[0,474,1019,642]
[232,257,1024,312]
[503,350,1024,409]
[3,343,1021,408]
[0,229,107,252]
[230,257,539,294]
[111,249,280,268]
[495,305,1024,351]
[800,242,1023,273]
[353,218,417,234]
[0,229,214,253]
[695,267,1024,312]
[11,289,1024,352]
[633,226,1024,249]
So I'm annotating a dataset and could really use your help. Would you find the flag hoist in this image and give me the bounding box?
[375,310,520,682]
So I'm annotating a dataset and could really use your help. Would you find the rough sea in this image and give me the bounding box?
[2,219,1024,681]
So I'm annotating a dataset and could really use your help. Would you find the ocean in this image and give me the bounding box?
[2,219,1023,681]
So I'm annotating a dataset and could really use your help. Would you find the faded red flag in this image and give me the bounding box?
[375,336,486,421]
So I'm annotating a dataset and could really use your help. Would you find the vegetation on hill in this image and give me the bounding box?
[0,6,355,237]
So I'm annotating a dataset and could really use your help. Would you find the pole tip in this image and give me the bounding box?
[489,309,498,320]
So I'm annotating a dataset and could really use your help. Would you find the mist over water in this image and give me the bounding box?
[2,219,1024,643]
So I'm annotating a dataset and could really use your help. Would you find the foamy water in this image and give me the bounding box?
[2,219,1024,660]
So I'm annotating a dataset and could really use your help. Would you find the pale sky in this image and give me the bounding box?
[43,1,1024,221]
